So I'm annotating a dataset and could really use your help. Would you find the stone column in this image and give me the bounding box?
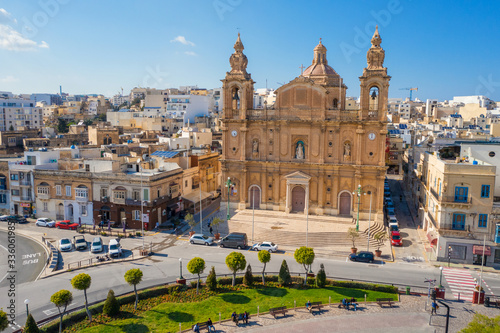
[285,181,290,214]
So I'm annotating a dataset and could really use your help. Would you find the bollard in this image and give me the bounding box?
[258,305,260,317]
[219,312,221,325]
[329,296,331,307]
[365,294,367,306]
[179,322,181,333]
[294,300,296,311]
[458,292,460,302]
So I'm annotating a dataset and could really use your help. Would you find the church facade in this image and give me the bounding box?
[221,28,390,221]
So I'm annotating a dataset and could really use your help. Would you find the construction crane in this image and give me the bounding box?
[399,87,418,101]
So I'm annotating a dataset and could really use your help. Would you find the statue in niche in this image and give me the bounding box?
[252,140,259,153]
[344,142,351,157]
[295,142,304,159]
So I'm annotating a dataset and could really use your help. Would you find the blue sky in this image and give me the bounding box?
[0,0,499,101]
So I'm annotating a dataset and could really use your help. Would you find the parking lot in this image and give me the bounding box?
[1,220,166,271]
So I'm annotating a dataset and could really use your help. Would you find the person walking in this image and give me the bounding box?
[431,301,438,314]
[209,226,213,235]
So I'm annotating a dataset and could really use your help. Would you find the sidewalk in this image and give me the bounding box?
[204,294,500,333]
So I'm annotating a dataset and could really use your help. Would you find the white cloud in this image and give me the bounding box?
[170,35,195,46]
[184,51,197,56]
[0,24,49,51]
[0,8,17,24]
[0,75,19,83]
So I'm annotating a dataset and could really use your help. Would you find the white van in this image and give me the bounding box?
[109,239,122,257]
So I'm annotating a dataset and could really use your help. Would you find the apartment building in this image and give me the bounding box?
[415,151,500,267]
[8,149,60,216]
[0,98,43,131]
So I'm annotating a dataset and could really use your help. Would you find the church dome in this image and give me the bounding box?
[302,39,341,81]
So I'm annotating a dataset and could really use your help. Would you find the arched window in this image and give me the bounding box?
[369,86,379,111]
[232,87,240,110]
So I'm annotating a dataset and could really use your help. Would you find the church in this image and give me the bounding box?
[221,27,390,221]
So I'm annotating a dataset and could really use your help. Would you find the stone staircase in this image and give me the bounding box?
[360,221,386,248]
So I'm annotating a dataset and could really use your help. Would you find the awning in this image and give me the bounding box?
[181,191,212,204]
[426,231,438,246]
[473,245,491,256]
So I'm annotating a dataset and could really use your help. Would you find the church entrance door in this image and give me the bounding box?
[291,186,305,212]
[339,192,351,215]
[249,186,260,209]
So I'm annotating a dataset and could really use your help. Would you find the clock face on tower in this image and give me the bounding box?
[231,130,238,137]
[368,132,376,141]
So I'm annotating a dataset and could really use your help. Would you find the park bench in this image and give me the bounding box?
[269,306,288,318]
[192,321,209,332]
[376,298,394,307]
[307,301,324,313]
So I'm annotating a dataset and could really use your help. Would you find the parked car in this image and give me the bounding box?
[189,234,214,246]
[386,207,396,217]
[251,241,278,253]
[390,231,402,246]
[219,232,248,249]
[108,239,122,257]
[348,251,375,263]
[90,237,103,253]
[58,238,72,252]
[385,201,395,210]
[388,216,398,228]
[384,191,391,198]
[389,224,399,232]
[73,235,87,250]
[0,215,9,222]
[55,220,79,230]
[8,215,27,223]
[36,218,55,228]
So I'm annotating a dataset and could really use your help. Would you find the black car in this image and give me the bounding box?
[8,215,27,223]
[348,251,375,263]
[389,225,399,232]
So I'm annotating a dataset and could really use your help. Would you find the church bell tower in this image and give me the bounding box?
[221,33,255,120]
[359,26,391,121]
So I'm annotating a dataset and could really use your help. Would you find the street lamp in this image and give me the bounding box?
[225,177,234,221]
[439,266,443,288]
[179,258,183,279]
[367,191,372,251]
[200,177,203,234]
[137,159,145,252]
[352,184,363,232]
[24,299,29,316]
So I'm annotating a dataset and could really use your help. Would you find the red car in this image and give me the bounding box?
[390,231,402,246]
[55,220,79,230]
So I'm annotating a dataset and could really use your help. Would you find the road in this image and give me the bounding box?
[0,228,47,288]
[386,177,428,263]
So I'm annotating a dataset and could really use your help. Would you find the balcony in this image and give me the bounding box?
[430,188,439,200]
[440,196,472,207]
[19,180,31,186]
[38,193,49,200]
[76,196,88,202]
[20,196,32,201]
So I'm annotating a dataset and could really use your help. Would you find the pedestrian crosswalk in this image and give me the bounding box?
[442,267,476,302]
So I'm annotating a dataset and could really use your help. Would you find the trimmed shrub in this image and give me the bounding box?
[278,260,291,286]
[206,266,217,291]
[243,264,254,286]
[102,289,120,317]
[306,277,316,286]
[316,263,326,287]
[23,313,39,333]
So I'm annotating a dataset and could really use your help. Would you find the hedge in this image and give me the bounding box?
[325,279,399,293]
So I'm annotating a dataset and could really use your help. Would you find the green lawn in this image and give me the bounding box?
[78,286,397,333]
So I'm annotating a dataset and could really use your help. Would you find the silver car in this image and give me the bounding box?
[59,238,72,252]
[189,234,214,246]
[90,237,103,253]
[36,218,56,228]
